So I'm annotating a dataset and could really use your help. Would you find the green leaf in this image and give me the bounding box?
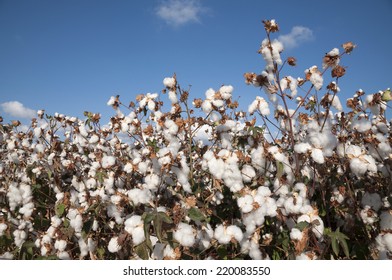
[55,203,66,217]
[158,211,173,224]
[295,221,309,231]
[188,207,205,222]
[143,213,155,224]
[96,247,105,259]
[135,242,149,260]
[340,238,350,258]
[331,236,339,256]
[276,161,284,179]
[154,215,163,242]
[217,246,228,260]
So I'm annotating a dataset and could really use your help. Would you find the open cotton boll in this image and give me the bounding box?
[237,194,254,213]
[351,118,372,133]
[360,206,377,225]
[147,100,156,111]
[67,209,83,233]
[101,155,116,169]
[173,223,195,247]
[349,158,368,176]
[241,164,256,183]
[330,95,343,111]
[214,224,243,244]
[54,239,67,252]
[219,85,233,100]
[128,188,152,206]
[144,173,160,190]
[290,228,303,241]
[164,119,178,135]
[0,223,8,236]
[311,216,324,239]
[311,148,325,164]
[108,237,121,253]
[168,90,178,104]
[361,192,382,211]
[163,77,176,88]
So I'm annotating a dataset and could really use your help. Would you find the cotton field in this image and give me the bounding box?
[0,20,391,260]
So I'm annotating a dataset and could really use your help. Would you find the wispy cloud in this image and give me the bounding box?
[0,101,36,119]
[156,0,206,27]
[278,26,314,49]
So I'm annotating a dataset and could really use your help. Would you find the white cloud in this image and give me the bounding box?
[156,0,205,27]
[278,26,314,49]
[0,101,36,119]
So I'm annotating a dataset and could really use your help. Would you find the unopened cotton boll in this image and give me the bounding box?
[173,223,195,247]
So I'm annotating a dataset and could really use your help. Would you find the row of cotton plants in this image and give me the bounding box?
[0,20,391,260]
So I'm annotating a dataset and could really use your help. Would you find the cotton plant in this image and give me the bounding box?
[0,19,391,260]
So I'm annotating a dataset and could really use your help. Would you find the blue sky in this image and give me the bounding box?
[1,0,391,123]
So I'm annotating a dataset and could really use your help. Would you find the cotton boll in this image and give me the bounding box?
[145,173,160,190]
[201,100,212,113]
[360,206,377,225]
[13,229,27,247]
[163,77,176,88]
[131,227,146,245]
[294,142,311,154]
[0,252,14,260]
[173,223,195,247]
[349,158,367,176]
[219,85,233,100]
[168,91,178,104]
[311,216,324,239]
[361,192,382,211]
[214,224,231,244]
[164,119,178,135]
[0,223,8,236]
[351,118,372,133]
[128,189,152,206]
[290,228,303,241]
[296,252,317,260]
[311,148,325,164]
[56,251,70,260]
[226,225,243,242]
[54,239,67,252]
[67,209,83,233]
[101,155,116,169]
[163,245,176,259]
[108,237,121,253]
[241,165,256,183]
[107,96,116,106]
[331,95,343,111]
[212,99,224,107]
[237,195,254,213]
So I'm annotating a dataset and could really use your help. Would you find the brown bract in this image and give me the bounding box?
[342,41,356,54]
[332,65,346,78]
